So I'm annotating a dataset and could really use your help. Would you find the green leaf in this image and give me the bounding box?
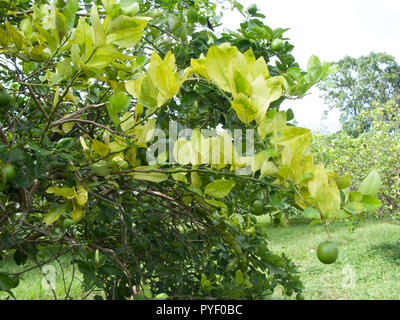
[90,160,111,176]
[204,179,236,199]
[44,203,69,225]
[235,270,244,285]
[152,293,169,300]
[205,199,227,208]
[334,174,351,190]
[65,0,79,29]
[307,55,322,84]
[362,195,382,211]
[343,202,365,214]
[142,284,152,299]
[0,273,19,294]
[303,208,320,220]
[6,21,24,50]
[91,5,106,46]
[358,169,382,196]
[171,172,188,184]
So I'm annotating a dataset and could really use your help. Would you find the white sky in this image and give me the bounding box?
[221,0,400,133]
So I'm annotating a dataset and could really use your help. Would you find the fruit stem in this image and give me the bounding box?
[324,222,332,240]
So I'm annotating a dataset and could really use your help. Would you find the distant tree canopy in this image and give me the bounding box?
[318,52,400,136]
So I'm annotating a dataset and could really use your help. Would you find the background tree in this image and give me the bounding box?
[312,100,400,217]
[0,0,380,300]
[318,52,400,136]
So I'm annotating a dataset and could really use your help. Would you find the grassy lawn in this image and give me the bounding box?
[263,217,400,300]
[2,217,400,300]
[0,249,85,300]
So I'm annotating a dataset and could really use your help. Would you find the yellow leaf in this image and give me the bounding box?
[75,185,88,206]
[91,139,110,157]
[62,121,74,133]
[46,186,76,199]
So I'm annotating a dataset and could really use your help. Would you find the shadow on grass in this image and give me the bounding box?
[369,241,400,264]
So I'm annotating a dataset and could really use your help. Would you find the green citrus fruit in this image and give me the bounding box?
[285,288,293,296]
[247,4,258,15]
[271,39,285,51]
[251,199,265,215]
[296,293,305,300]
[2,164,17,183]
[121,3,139,17]
[51,225,66,240]
[0,91,11,106]
[317,240,338,264]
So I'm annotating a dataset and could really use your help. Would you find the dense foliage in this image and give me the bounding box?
[0,0,381,299]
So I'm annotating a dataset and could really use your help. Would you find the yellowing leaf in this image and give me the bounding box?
[231,94,258,124]
[126,147,137,167]
[75,185,88,206]
[91,140,110,157]
[90,5,106,46]
[62,121,74,133]
[107,16,148,48]
[173,138,192,165]
[271,126,312,154]
[171,172,188,184]
[260,161,278,178]
[71,201,85,221]
[46,186,76,199]
[205,43,238,92]
[132,167,167,183]
[205,199,227,208]
[44,203,68,225]
[204,179,236,199]
[307,164,328,197]
[315,181,341,217]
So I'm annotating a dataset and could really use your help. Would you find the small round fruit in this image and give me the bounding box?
[285,288,293,296]
[271,39,285,51]
[317,240,338,264]
[51,225,66,240]
[121,3,139,17]
[296,293,305,300]
[251,199,265,215]
[2,164,16,183]
[0,91,11,106]
[247,4,258,15]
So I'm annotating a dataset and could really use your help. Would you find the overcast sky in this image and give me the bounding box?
[221,0,400,133]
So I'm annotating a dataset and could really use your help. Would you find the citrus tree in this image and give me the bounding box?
[0,0,381,299]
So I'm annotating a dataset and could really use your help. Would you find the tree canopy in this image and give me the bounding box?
[318,52,400,136]
[0,0,382,300]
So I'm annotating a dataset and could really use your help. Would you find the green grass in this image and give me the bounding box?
[0,248,86,300]
[263,217,400,300]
